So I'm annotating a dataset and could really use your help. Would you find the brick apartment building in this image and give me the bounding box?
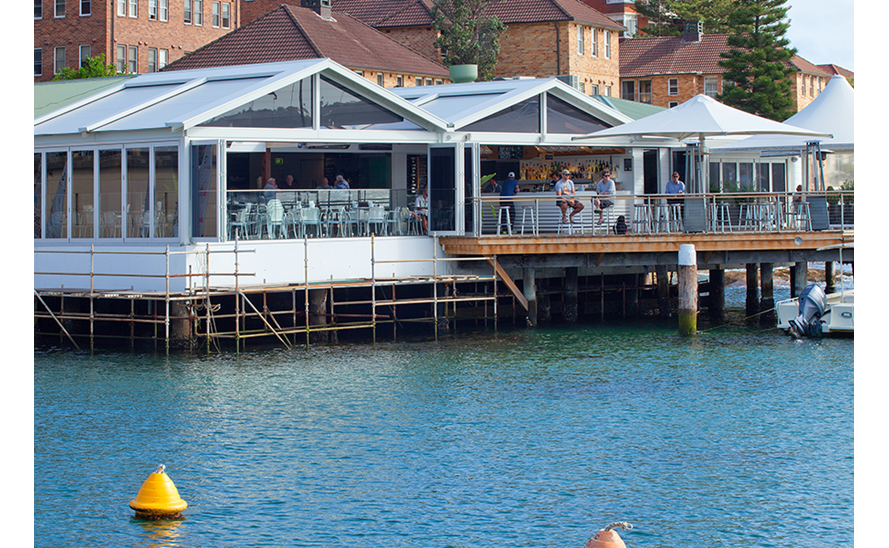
[34,0,243,82]
[579,0,648,37]
[619,24,837,112]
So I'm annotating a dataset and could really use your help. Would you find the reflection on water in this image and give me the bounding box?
[35,293,852,548]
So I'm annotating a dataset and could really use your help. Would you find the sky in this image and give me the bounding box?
[785,0,855,70]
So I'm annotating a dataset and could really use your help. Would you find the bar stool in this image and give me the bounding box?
[593,206,613,236]
[496,206,512,236]
[633,203,653,234]
[737,203,757,230]
[710,202,732,233]
[520,204,537,236]
[652,203,677,233]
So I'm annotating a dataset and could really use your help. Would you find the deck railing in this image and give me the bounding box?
[471,190,853,237]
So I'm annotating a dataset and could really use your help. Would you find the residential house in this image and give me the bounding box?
[619,24,833,112]
[34,0,242,82]
[244,0,627,96]
[579,0,648,37]
[163,3,451,87]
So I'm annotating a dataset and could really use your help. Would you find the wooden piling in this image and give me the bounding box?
[760,263,775,326]
[824,261,836,294]
[522,267,537,327]
[564,267,578,323]
[745,263,759,320]
[791,261,808,297]
[677,244,697,336]
[708,266,725,321]
[656,264,671,318]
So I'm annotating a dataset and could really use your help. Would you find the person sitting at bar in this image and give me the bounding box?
[316,177,330,190]
[594,170,615,225]
[555,169,584,224]
[334,175,350,189]
[412,187,428,233]
[264,177,278,201]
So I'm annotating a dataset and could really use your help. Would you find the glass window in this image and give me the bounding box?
[809,75,814,97]
[79,45,91,67]
[72,151,95,238]
[35,49,43,76]
[723,163,737,190]
[668,78,678,96]
[154,146,178,238]
[604,30,611,58]
[149,0,157,20]
[638,80,652,103]
[194,0,202,25]
[159,49,168,69]
[425,78,433,86]
[184,0,191,23]
[212,1,219,26]
[738,162,754,190]
[463,97,539,133]
[704,76,719,97]
[668,101,678,108]
[709,162,720,192]
[221,2,230,28]
[621,80,634,101]
[129,0,138,17]
[81,0,91,16]
[128,46,138,73]
[54,46,65,74]
[429,147,455,232]
[160,0,168,21]
[396,75,403,88]
[116,45,126,73]
[547,94,608,134]
[99,149,122,238]
[201,78,314,128]
[55,0,65,17]
[590,28,597,57]
[191,144,217,238]
[35,0,42,18]
[757,162,770,192]
[117,0,126,16]
[604,85,611,97]
[415,77,423,86]
[377,73,384,86]
[127,148,150,238]
[771,163,786,193]
[148,48,157,72]
[577,25,583,55]
[34,153,43,238]
[590,84,598,95]
[46,151,68,239]
[320,76,404,128]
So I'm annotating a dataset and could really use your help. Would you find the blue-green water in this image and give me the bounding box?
[35,289,853,548]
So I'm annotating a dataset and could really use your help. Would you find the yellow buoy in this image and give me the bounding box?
[129,464,188,519]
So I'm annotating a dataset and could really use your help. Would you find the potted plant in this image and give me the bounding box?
[432,0,506,82]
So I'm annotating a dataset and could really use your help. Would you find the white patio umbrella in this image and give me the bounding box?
[572,94,832,192]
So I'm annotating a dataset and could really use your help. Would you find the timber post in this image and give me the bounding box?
[564,267,579,323]
[656,264,671,318]
[745,263,759,321]
[522,267,537,327]
[708,266,725,321]
[760,263,775,326]
[824,261,836,294]
[791,261,808,297]
[678,244,697,336]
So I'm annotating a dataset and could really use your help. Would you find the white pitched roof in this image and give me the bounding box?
[714,75,854,152]
[34,59,450,137]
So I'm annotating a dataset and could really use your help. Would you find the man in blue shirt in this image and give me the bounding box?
[500,172,520,232]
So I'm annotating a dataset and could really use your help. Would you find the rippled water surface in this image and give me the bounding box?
[35,289,853,548]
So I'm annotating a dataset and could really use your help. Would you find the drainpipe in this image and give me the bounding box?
[555,23,561,75]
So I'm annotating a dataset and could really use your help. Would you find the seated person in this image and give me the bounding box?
[412,187,428,232]
[594,170,615,225]
[555,169,584,223]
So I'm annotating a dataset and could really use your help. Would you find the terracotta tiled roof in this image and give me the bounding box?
[817,64,854,79]
[333,0,624,30]
[790,55,832,76]
[619,34,731,78]
[164,4,449,76]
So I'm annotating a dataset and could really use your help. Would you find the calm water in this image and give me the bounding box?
[34,287,853,547]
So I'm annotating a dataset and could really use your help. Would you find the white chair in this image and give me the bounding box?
[101,210,121,238]
[367,206,387,236]
[78,205,94,238]
[300,206,322,238]
[229,203,252,240]
[265,199,286,239]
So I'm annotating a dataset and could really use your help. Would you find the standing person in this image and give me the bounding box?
[412,187,428,233]
[499,171,520,231]
[555,169,584,224]
[594,170,615,225]
[334,175,350,189]
[665,172,685,204]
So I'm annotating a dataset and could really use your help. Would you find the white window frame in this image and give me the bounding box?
[184,0,192,23]
[638,79,652,104]
[36,0,43,19]
[194,0,203,25]
[435,78,443,85]
[149,0,157,19]
[396,75,403,88]
[80,0,91,16]
[35,48,43,76]
[590,28,597,57]
[117,0,126,16]
[54,46,66,74]
[158,49,169,70]
[668,101,679,108]
[416,77,423,86]
[426,78,433,86]
[604,30,612,59]
[577,25,584,55]
[377,73,384,86]
[604,85,612,97]
[128,45,138,73]
[212,1,219,27]
[221,2,230,28]
[116,44,127,73]
[55,0,65,17]
[668,78,679,96]
[148,48,158,72]
[129,0,138,18]
[809,75,814,97]
[621,80,634,101]
[79,45,91,67]
[590,84,599,95]
[704,76,719,97]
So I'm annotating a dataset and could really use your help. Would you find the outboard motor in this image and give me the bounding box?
[788,284,826,338]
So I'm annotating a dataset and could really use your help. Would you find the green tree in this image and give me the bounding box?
[431,0,506,81]
[634,0,734,37]
[717,0,797,121]
[52,54,119,80]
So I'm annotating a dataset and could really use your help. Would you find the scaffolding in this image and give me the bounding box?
[34,236,511,352]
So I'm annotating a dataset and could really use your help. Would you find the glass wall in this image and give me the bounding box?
[34,153,42,238]
[126,147,150,238]
[45,151,68,239]
[72,150,94,238]
[429,147,456,232]
[99,149,122,238]
[35,143,180,242]
[192,143,218,239]
[155,146,179,238]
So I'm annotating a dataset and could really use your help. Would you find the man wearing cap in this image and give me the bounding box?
[555,169,584,224]
[500,172,520,232]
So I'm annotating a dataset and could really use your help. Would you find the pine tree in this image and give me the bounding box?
[717,0,797,121]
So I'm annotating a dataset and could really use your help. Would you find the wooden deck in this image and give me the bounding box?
[440,229,854,257]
